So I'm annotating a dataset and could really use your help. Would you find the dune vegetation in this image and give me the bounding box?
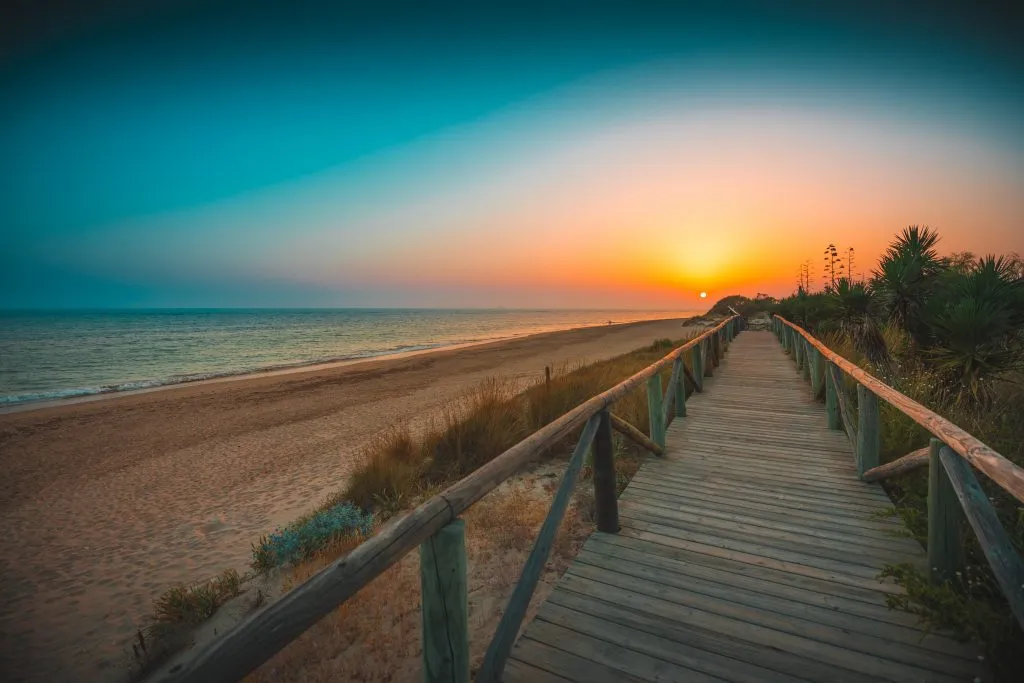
[137,333,704,681]
[774,226,1024,678]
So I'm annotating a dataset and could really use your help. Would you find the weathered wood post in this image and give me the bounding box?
[593,409,619,533]
[672,356,686,418]
[801,340,811,382]
[691,345,704,388]
[420,520,469,683]
[825,362,841,430]
[856,385,880,478]
[794,333,803,369]
[702,338,714,378]
[646,373,666,449]
[927,439,964,583]
[810,348,824,399]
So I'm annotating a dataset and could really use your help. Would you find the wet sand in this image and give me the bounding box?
[0,317,692,682]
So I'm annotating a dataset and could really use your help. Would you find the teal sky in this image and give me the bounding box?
[2,1,1022,308]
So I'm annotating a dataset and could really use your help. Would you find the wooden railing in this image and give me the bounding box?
[149,315,743,683]
[773,315,1024,629]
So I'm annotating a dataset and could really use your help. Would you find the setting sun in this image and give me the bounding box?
[700,292,707,299]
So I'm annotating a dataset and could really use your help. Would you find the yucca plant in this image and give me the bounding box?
[829,277,889,364]
[922,255,1024,404]
[871,225,943,343]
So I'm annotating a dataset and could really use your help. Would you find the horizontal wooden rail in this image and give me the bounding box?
[775,316,1024,504]
[148,317,739,683]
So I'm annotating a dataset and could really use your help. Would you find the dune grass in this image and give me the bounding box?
[249,333,694,574]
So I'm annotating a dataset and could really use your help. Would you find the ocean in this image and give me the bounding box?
[0,309,695,406]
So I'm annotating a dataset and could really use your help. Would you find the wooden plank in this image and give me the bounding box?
[502,657,572,683]
[572,549,977,659]
[508,637,645,683]
[582,536,935,628]
[555,574,972,683]
[617,495,919,553]
[777,315,1024,504]
[622,480,907,534]
[590,532,901,606]
[624,478,905,531]
[940,444,1024,629]
[619,506,912,570]
[420,520,469,683]
[621,489,913,546]
[535,601,812,683]
[609,412,663,456]
[629,471,895,517]
[523,618,723,683]
[634,466,894,508]
[476,414,600,683]
[618,517,893,580]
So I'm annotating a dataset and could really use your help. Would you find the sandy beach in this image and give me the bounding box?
[0,317,692,682]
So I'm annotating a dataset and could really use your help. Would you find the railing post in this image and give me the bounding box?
[647,373,666,449]
[801,340,811,382]
[810,347,824,399]
[593,409,619,533]
[702,339,714,378]
[927,439,964,583]
[794,333,803,369]
[420,519,469,683]
[856,384,880,478]
[673,356,686,417]
[691,345,703,388]
[825,361,841,430]
[713,332,722,368]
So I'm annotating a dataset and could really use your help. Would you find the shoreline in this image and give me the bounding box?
[0,316,696,682]
[0,315,694,415]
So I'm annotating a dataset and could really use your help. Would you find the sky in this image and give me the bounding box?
[2,1,1022,309]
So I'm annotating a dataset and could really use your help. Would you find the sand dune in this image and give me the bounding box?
[0,317,693,682]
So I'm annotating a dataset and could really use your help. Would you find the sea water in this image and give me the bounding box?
[0,309,695,406]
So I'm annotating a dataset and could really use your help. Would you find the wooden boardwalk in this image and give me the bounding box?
[505,331,987,683]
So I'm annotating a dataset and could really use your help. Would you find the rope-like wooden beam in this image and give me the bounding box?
[776,315,1024,504]
[862,447,929,482]
[610,412,664,456]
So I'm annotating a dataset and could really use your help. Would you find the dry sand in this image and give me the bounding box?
[0,317,692,682]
